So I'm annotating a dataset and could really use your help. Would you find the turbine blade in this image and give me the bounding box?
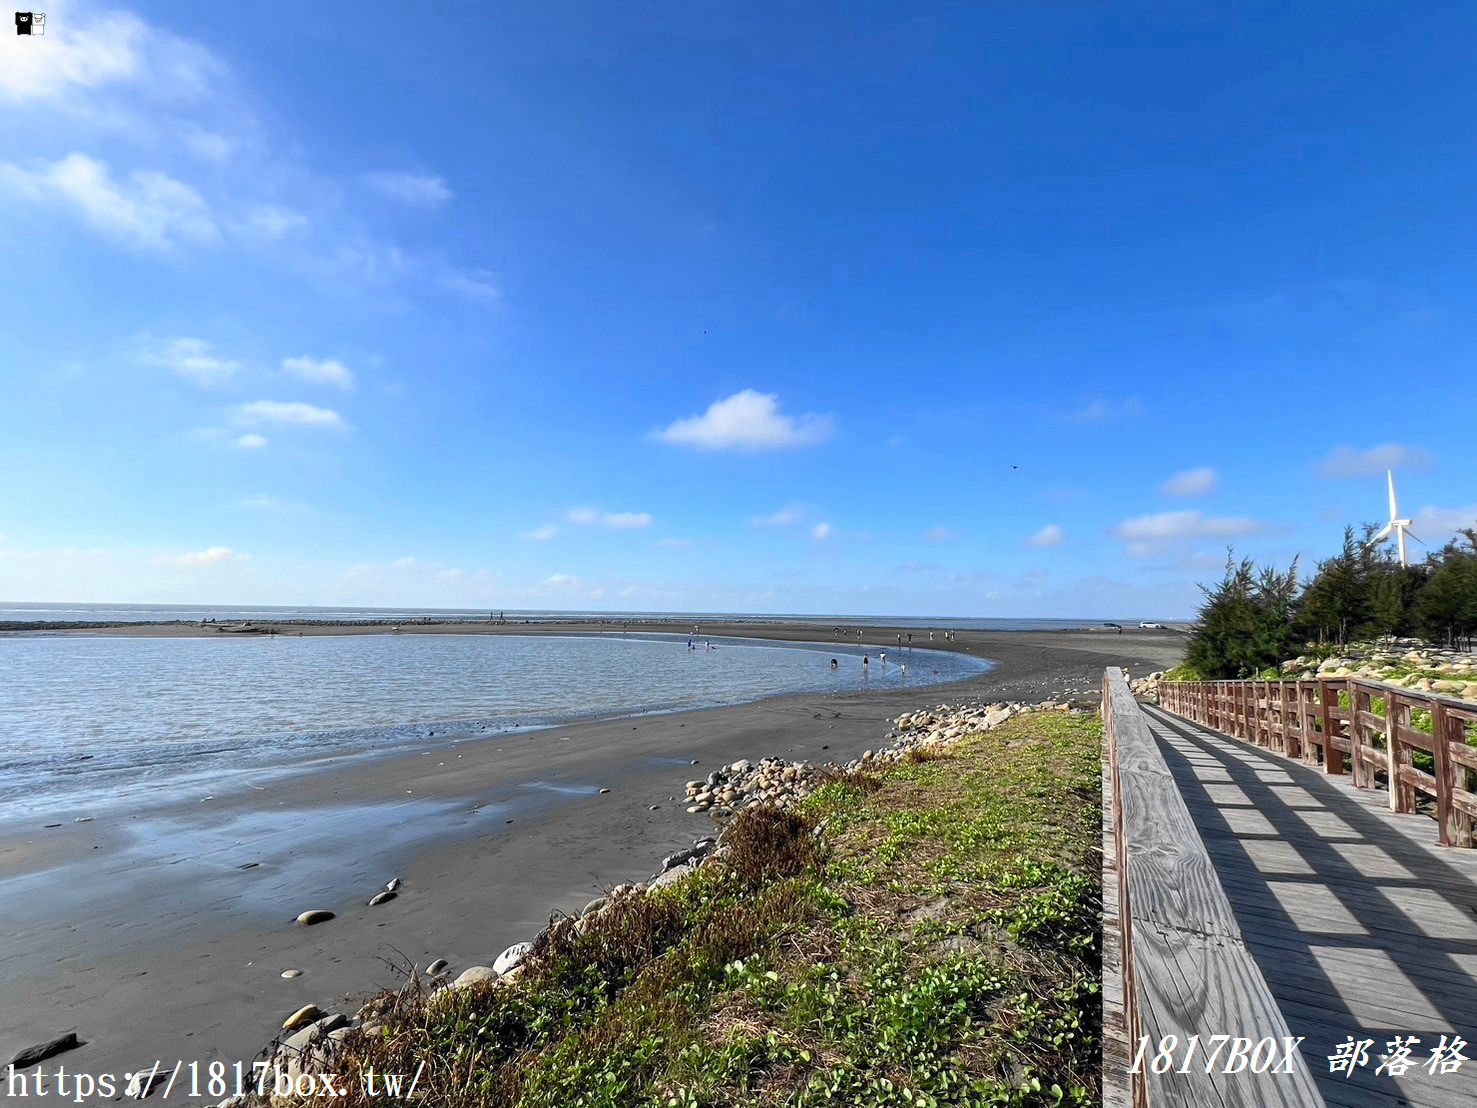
[1407,529,1426,547]
[1388,470,1398,519]
[1372,523,1393,542]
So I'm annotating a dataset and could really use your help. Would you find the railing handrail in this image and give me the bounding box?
[1102,668,1325,1106]
[1156,676,1477,848]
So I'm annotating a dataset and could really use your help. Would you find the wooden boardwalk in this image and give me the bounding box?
[1145,704,1477,1107]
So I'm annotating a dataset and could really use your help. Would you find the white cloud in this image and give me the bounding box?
[811,522,834,540]
[751,503,806,527]
[179,126,234,162]
[1111,511,1267,544]
[603,512,652,529]
[1025,524,1065,547]
[1411,505,1477,541]
[233,400,346,429]
[0,7,149,103]
[0,153,217,251]
[1318,443,1433,478]
[282,355,355,389]
[924,526,958,541]
[364,170,452,206]
[240,204,308,240]
[545,573,580,588]
[153,545,245,567]
[520,524,557,541]
[234,433,268,449]
[1159,467,1217,497]
[440,268,501,303]
[1070,397,1145,424]
[141,336,238,385]
[565,507,651,528]
[652,390,834,451]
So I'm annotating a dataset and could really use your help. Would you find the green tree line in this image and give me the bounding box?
[1184,524,1477,679]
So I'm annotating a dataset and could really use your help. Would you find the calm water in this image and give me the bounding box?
[0,601,1142,630]
[0,632,989,817]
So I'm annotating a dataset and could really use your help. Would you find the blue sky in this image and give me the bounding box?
[1,1,1473,618]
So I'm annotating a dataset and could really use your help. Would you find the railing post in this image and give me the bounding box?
[1350,683,1371,790]
[1387,692,1409,814]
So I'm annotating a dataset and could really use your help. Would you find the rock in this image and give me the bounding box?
[281,969,302,978]
[599,787,611,794]
[283,1004,324,1031]
[426,958,449,975]
[368,890,397,906]
[386,877,401,891]
[8,1032,83,1067]
[648,863,694,890]
[295,909,335,925]
[582,896,607,915]
[453,965,500,988]
[126,1068,167,1098]
[493,941,532,975]
[730,759,751,774]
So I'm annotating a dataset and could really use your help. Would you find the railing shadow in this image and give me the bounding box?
[1148,705,1477,1106]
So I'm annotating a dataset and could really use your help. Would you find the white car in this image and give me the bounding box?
[1138,622,1165,629]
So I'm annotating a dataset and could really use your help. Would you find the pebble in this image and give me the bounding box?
[386,877,401,891]
[453,965,500,988]
[282,1004,324,1031]
[368,890,397,906]
[126,1068,167,1098]
[281,969,303,978]
[296,910,335,925]
[599,787,611,794]
[426,958,449,975]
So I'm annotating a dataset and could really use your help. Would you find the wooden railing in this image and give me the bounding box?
[1102,668,1324,1107]
[1158,678,1477,848]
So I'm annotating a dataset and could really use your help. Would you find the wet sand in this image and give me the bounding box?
[0,623,1184,1089]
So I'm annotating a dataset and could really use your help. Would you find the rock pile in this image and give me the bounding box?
[1129,672,1164,701]
[1275,639,1477,699]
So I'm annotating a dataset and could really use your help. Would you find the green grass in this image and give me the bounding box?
[301,713,1104,1108]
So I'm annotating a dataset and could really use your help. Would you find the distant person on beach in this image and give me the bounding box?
[907,633,912,644]
[830,658,838,669]
[900,663,907,676]
[879,652,887,664]
[862,655,869,671]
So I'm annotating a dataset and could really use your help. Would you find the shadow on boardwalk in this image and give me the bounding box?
[1146,704,1477,1108]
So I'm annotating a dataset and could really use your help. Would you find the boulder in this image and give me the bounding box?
[453,965,500,988]
[493,941,532,976]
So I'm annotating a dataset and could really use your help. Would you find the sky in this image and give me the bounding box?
[1,1,1474,619]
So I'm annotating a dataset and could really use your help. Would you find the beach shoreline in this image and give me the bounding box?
[0,623,1184,1093]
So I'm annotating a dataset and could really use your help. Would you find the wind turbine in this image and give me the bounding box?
[1368,470,1420,567]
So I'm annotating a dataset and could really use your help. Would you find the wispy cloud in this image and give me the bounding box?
[565,507,652,528]
[1070,396,1144,424]
[1111,511,1267,545]
[1159,467,1217,497]
[545,573,581,588]
[652,390,834,451]
[141,336,238,385]
[364,170,452,206]
[0,153,217,251]
[233,400,346,429]
[1025,524,1065,547]
[520,523,557,541]
[750,502,806,527]
[152,545,246,566]
[924,526,958,542]
[234,433,268,449]
[811,522,834,540]
[282,355,355,389]
[1317,443,1433,478]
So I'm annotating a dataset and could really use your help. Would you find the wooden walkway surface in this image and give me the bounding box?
[1145,704,1477,1107]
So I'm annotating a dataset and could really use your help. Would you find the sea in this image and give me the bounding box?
[0,602,1127,630]
[0,622,997,819]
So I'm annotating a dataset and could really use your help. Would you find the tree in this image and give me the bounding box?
[1415,530,1477,650]
[1185,550,1300,678]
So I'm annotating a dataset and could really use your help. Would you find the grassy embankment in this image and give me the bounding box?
[295,712,1102,1108]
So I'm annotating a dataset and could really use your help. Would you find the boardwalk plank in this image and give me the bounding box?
[1145,704,1477,1108]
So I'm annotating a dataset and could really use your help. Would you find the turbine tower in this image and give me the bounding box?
[1369,470,1418,567]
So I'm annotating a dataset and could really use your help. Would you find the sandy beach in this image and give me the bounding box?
[0,622,1184,1089]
